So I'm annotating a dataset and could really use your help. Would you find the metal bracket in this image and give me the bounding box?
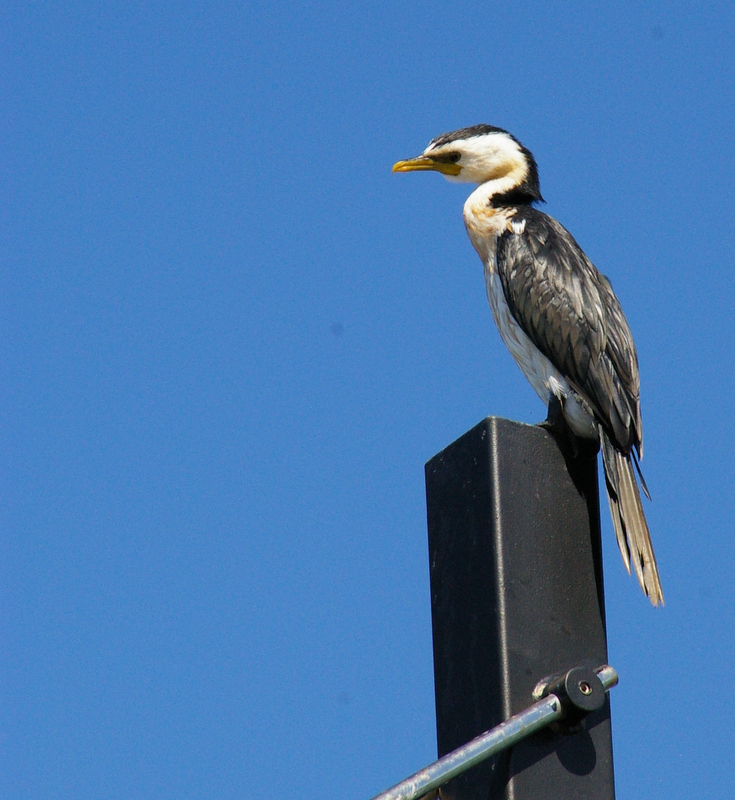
[368,664,618,800]
[534,664,608,734]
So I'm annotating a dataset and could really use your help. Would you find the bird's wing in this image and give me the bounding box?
[496,209,642,453]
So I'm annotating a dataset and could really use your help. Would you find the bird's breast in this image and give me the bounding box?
[462,195,516,267]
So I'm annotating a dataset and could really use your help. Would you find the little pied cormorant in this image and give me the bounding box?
[394,124,663,606]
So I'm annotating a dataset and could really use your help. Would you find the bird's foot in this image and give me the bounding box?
[539,396,580,458]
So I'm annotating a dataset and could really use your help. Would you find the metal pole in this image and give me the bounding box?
[370,667,618,800]
[425,417,614,799]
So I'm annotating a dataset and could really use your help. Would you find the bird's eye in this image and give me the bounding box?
[431,151,461,164]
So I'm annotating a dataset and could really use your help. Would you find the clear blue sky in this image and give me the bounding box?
[3,2,734,798]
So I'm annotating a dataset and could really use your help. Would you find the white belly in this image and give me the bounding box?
[484,268,597,440]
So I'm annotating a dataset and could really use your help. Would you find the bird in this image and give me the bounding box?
[393,124,663,606]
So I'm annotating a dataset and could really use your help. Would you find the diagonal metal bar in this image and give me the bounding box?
[369,666,618,800]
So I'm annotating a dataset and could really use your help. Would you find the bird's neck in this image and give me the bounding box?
[463,182,518,266]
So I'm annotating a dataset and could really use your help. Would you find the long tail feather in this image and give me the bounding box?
[599,427,664,606]
[631,449,652,501]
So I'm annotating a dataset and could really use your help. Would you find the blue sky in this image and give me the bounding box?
[3,2,734,798]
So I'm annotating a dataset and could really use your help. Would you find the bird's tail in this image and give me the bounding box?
[599,427,664,606]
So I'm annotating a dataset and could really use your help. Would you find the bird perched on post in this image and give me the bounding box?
[393,124,663,606]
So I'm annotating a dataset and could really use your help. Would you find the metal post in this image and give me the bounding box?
[425,417,614,800]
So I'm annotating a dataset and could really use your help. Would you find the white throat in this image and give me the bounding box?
[462,183,518,265]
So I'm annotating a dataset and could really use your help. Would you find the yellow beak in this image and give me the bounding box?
[392,156,461,176]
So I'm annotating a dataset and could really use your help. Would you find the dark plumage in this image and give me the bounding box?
[497,208,641,455]
[496,207,662,602]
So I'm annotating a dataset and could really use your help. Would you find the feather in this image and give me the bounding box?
[601,428,663,605]
[492,207,663,605]
[496,207,642,455]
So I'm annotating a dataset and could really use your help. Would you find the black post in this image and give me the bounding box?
[425,417,614,800]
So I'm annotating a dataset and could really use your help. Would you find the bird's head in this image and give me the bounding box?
[393,124,543,204]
